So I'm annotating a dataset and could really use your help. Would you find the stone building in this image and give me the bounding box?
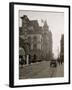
[42,21,52,60]
[19,15,52,63]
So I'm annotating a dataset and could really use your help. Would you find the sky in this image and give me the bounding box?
[19,10,64,58]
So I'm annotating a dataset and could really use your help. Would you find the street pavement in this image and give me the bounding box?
[55,63,64,77]
[19,61,64,79]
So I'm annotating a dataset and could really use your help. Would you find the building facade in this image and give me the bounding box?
[42,21,52,60]
[19,15,52,63]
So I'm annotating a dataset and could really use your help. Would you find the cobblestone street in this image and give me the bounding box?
[19,61,64,79]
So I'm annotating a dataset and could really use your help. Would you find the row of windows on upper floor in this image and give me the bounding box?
[27,35,42,42]
[29,43,42,50]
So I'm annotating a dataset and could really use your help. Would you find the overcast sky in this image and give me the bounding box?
[19,10,64,58]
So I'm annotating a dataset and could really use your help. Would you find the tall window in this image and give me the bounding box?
[33,44,37,50]
[28,36,31,43]
[28,36,31,49]
[33,36,37,50]
[33,36,37,42]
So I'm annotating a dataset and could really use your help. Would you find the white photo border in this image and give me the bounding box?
[10,3,70,87]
